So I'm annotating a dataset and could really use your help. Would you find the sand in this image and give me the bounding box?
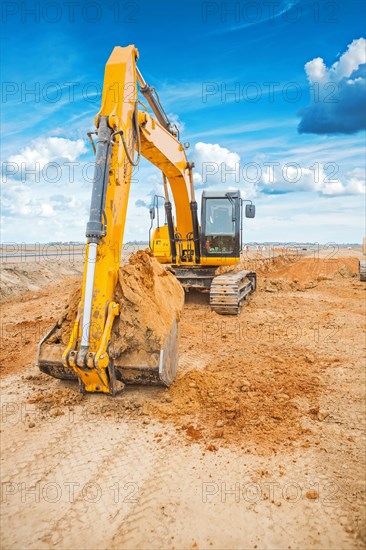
[111,249,184,365]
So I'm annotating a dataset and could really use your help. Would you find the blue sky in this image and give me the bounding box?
[1,0,365,244]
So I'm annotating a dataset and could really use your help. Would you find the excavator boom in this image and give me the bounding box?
[37,45,256,395]
[37,46,198,394]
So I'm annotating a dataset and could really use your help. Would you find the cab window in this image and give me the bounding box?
[204,198,235,254]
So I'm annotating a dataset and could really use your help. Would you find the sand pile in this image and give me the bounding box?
[218,254,358,292]
[265,256,358,282]
[143,351,321,452]
[56,285,81,345]
[0,262,82,301]
[51,250,184,366]
[216,253,298,276]
[110,250,184,366]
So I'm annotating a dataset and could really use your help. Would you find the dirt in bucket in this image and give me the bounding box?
[48,250,184,366]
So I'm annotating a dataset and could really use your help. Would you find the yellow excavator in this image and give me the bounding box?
[37,45,256,395]
[360,237,366,281]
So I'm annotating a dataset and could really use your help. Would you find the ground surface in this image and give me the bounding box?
[1,249,365,549]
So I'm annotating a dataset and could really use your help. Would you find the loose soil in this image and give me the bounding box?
[0,250,365,549]
[46,250,184,366]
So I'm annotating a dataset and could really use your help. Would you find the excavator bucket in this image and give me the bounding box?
[112,319,179,386]
[37,318,180,393]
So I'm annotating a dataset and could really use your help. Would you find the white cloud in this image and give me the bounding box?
[331,38,366,80]
[192,141,244,189]
[344,168,366,194]
[39,203,55,218]
[168,113,185,133]
[305,57,327,82]
[2,129,364,244]
[250,193,364,243]
[305,38,366,84]
[194,142,240,168]
[260,163,365,196]
[1,183,87,221]
[191,141,365,198]
[262,164,277,185]
[1,135,91,242]
[299,38,366,134]
[2,184,32,217]
[5,137,86,181]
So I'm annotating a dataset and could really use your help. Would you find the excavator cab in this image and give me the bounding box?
[201,191,255,258]
[173,190,256,315]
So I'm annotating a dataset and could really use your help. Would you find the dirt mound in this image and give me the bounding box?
[266,255,358,283]
[55,285,81,345]
[111,250,184,365]
[219,254,358,292]
[0,277,80,378]
[51,250,184,366]
[0,261,82,302]
[216,252,295,276]
[143,351,320,453]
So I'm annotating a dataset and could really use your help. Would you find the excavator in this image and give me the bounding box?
[37,45,256,395]
[360,237,366,281]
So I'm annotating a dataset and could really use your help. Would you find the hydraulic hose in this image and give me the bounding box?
[119,103,141,167]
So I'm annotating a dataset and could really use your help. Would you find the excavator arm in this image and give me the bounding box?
[38,45,199,394]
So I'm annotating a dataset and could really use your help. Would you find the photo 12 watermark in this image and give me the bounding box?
[1,480,139,504]
[201,2,340,24]
[2,2,140,24]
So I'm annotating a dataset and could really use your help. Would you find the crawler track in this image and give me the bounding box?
[209,270,256,315]
[359,260,366,281]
